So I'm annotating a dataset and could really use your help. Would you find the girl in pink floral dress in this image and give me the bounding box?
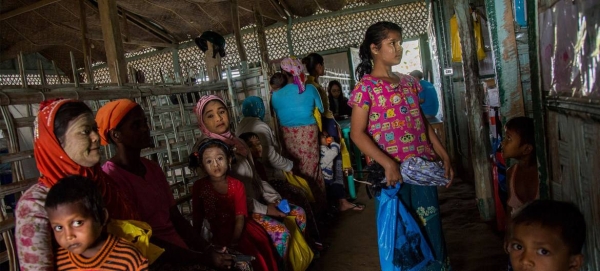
[349,21,454,270]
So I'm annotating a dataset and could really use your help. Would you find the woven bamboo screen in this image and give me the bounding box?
[83,1,428,85]
[0,74,71,86]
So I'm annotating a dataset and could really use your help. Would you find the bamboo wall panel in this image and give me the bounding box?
[547,110,600,271]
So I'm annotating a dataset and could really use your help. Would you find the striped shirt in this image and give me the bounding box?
[56,234,148,271]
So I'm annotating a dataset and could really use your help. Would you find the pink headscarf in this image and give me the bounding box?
[280,57,306,94]
[194,95,249,157]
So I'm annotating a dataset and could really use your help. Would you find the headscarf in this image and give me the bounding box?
[280,57,306,94]
[34,99,136,220]
[194,95,249,157]
[95,99,138,145]
[241,96,265,121]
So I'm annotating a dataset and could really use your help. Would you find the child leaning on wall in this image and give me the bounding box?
[501,117,539,218]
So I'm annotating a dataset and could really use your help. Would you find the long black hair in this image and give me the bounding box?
[302,53,324,76]
[327,80,344,107]
[355,21,403,80]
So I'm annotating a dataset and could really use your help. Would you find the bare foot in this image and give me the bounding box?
[339,199,365,212]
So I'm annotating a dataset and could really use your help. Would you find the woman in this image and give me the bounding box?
[237,96,321,240]
[304,53,362,212]
[95,99,233,270]
[192,95,307,261]
[237,96,291,181]
[15,99,136,270]
[327,80,352,119]
[271,57,327,208]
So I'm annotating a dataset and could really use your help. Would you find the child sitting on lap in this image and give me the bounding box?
[507,200,586,271]
[45,175,148,270]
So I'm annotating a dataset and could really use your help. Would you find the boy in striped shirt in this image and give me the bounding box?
[45,175,148,270]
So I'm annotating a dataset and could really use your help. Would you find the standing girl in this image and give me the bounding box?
[349,21,453,269]
[191,138,279,271]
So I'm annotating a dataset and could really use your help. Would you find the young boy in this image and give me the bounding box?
[319,132,363,212]
[319,132,340,185]
[45,175,148,270]
[501,117,539,216]
[507,200,586,271]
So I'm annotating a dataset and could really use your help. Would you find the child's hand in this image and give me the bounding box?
[442,157,454,188]
[383,159,403,187]
[210,246,234,269]
[266,203,286,218]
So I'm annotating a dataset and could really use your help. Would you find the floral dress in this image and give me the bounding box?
[349,73,452,270]
[15,183,54,271]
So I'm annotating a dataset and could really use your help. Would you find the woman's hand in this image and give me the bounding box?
[266,203,286,218]
[210,246,234,269]
[382,159,403,187]
[442,157,454,188]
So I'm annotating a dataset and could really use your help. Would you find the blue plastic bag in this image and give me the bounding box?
[377,184,434,271]
[277,199,291,214]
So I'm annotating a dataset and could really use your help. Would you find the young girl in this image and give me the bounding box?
[349,21,453,269]
[501,117,539,217]
[192,95,307,262]
[191,138,279,271]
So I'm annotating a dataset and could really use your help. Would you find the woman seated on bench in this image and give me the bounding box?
[96,99,233,270]
[15,99,137,271]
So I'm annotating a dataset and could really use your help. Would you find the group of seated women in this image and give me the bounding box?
[14,54,357,271]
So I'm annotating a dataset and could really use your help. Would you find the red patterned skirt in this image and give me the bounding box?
[280,124,326,206]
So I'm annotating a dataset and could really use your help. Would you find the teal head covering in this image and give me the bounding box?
[241,96,265,121]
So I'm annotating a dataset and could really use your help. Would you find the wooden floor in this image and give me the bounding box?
[309,178,507,271]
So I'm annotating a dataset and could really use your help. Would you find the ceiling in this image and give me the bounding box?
[0,0,379,77]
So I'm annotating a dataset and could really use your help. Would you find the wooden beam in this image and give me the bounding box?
[485,0,525,121]
[97,0,127,84]
[121,8,130,42]
[254,6,271,74]
[267,0,289,19]
[231,0,247,62]
[0,0,62,21]
[85,34,175,48]
[455,0,495,221]
[78,0,92,83]
[84,0,176,44]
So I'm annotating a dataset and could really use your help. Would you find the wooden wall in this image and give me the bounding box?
[546,110,600,270]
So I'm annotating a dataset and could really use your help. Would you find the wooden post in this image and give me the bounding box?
[455,0,495,221]
[526,0,549,199]
[78,0,92,83]
[231,0,247,67]
[254,6,272,75]
[172,48,182,83]
[120,8,130,43]
[98,0,127,84]
[485,0,525,121]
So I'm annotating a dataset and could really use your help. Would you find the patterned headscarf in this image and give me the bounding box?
[280,57,306,94]
[194,95,249,157]
[34,99,136,220]
[95,99,138,146]
[241,96,265,121]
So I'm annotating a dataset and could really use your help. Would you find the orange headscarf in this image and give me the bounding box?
[95,99,138,146]
[34,99,137,220]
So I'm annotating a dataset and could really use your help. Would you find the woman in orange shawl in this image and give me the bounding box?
[15,99,136,271]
